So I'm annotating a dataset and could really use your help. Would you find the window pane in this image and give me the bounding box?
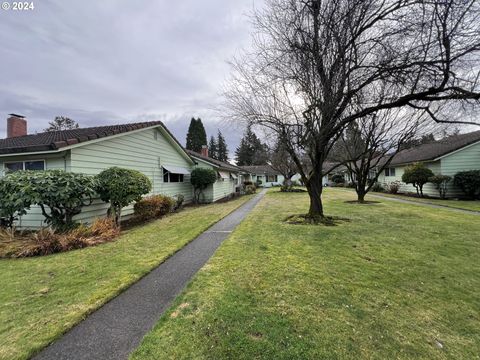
[163,168,169,182]
[390,168,396,176]
[5,162,24,172]
[169,173,184,183]
[25,161,45,171]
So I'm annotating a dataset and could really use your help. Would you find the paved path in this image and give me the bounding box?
[368,193,480,215]
[34,190,267,360]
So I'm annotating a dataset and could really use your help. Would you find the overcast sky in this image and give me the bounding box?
[0,0,262,154]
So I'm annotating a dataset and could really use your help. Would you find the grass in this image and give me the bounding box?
[0,195,253,360]
[131,188,480,360]
[367,191,480,212]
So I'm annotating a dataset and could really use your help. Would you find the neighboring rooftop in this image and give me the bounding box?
[390,130,480,165]
[0,121,168,155]
[186,149,245,173]
[240,164,280,175]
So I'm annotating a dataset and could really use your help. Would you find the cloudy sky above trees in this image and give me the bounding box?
[0,0,262,151]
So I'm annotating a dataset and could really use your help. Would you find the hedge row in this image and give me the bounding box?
[0,167,160,230]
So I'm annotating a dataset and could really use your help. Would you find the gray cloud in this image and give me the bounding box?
[0,0,261,153]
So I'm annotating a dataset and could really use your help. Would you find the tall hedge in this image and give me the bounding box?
[453,170,480,199]
[0,170,96,230]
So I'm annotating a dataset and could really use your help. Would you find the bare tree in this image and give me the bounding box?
[269,135,299,191]
[44,116,79,132]
[224,0,480,220]
[334,108,430,202]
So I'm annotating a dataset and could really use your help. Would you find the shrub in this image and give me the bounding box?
[453,170,480,199]
[402,163,434,197]
[134,195,175,221]
[243,181,253,187]
[256,179,263,186]
[14,170,97,231]
[0,172,34,229]
[345,182,356,188]
[173,193,185,211]
[191,168,217,203]
[245,184,257,194]
[371,182,385,192]
[331,174,345,184]
[385,181,401,194]
[429,175,452,199]
[96,167,152,226]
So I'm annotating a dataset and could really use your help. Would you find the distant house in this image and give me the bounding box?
[240,165,284,187]
[0,114,238,228]
[187,147,246,202]
[377,130,480,197]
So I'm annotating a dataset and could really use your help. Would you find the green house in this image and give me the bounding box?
[0,116,196,228]
[187,148,246,202]
[376,130,480,198]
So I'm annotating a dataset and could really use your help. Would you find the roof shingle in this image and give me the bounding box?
[390,130,480,165]
[0,121,165,155]
[186,150,244,173]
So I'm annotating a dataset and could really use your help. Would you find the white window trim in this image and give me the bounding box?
[3,159,46,174]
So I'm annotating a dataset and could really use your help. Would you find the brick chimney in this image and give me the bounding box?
[7,114,27,138]
[201,145,209,157]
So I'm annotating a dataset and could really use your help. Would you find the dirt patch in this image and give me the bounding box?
[284,214,350,226]
[344,200,381,204]
[170,302,190,318]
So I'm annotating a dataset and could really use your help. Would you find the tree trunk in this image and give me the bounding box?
[357,191,366,203]
[306,172,324,218]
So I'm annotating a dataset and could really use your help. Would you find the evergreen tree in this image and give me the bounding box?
[235,126,268,165]
[208,136,218,159]
[217,130,229,162]
[185,117,207,152]
[44,116,79,132]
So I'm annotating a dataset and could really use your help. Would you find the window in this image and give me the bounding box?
[385,167,396,177]
[266,175,278,182]
[4,160,45,173]
[163,168,184,183]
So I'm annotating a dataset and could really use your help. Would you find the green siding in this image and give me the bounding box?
[377,161,441,197]
[192,157,238,202]
[0,153,70,228]
[1,127,195,229]
[377,141,480,198]
[440,141,480,197]
[69,127,194,221]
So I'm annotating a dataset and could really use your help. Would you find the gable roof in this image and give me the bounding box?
[390,130,480,165]
[240,164,281,175]
[186,150,244,173]
[0,121,187,157]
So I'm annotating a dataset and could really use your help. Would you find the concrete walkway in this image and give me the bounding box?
[368,193,480,215]
[34,190,267,360]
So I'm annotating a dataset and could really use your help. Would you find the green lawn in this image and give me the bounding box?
[132,188,480,360]
[368,191,480,212]
[0,195,252,360]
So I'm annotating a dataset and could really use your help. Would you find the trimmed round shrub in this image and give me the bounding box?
[402,163,434,197]
[453,170,480,199]
[134,194,175,221]
[371,182,385,193]
[245,184,257,194]
[96,167,152,226]
[191,168,217,203]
